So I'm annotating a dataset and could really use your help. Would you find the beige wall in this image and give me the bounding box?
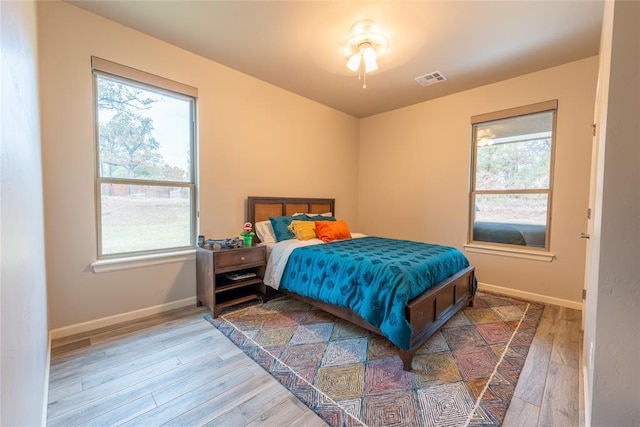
[359,57,599,304]
[1,1,49,424]
[38,1,359,330]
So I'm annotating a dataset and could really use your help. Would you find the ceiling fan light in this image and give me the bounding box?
[346,53,361,72]
[344,20,386,87]
[362,45,378,72]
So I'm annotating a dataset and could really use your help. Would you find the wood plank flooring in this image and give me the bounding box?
[48,303,583,426]
[503,305,583,427]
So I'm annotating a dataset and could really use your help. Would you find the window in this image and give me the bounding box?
[92,57,197,258]
[469,100,557,250]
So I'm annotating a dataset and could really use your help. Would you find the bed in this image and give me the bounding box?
[473,221,546,247]
[247,196,476,371]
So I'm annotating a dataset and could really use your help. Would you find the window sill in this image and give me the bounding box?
[91,249,196,273]
[463,244,555,262]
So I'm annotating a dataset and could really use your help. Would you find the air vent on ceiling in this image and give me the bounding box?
[415,71,447,87]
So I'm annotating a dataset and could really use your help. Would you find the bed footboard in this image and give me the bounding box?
[285,266,475,371]
[399,266,475,370]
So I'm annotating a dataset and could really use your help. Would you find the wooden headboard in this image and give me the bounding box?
[247,196,335,225]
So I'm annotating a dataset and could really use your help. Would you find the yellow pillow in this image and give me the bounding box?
[288,220,317,240]
[315,219,352,242]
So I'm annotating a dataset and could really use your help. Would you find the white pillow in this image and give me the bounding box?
[255,220,276,244]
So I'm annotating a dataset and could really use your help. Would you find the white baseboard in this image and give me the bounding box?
[477,282,583,310]
[49,297,197,340]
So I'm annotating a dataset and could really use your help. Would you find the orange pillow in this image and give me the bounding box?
[315,219,352,242]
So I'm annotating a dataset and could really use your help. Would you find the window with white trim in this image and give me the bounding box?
[469,100,557,250]
[92,57,197,258]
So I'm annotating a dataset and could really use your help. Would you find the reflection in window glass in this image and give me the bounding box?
[472,193,548,248]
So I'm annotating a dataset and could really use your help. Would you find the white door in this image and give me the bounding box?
[581,119,599,330]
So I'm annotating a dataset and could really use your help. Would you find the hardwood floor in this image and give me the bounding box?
[47,306,326,427]
[47,303,583,426]
[502,305,583,427]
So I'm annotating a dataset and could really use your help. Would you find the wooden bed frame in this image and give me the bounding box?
[247,196,476,371]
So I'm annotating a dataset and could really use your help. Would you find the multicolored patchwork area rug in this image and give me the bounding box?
[208,292,544,427]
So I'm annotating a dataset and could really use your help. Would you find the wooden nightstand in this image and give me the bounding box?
[196,245,267,317]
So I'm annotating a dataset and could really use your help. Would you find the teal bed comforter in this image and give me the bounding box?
[280,236,473,350]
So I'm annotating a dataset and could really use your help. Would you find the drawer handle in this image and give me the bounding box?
[240,256,246,261]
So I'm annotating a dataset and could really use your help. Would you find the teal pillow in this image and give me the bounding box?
[304,215,336,222]
[270,215,306,241]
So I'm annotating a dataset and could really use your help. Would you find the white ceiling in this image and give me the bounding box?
[67,1,604,118]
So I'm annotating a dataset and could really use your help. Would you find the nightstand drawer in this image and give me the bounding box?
[214,247,265,270]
